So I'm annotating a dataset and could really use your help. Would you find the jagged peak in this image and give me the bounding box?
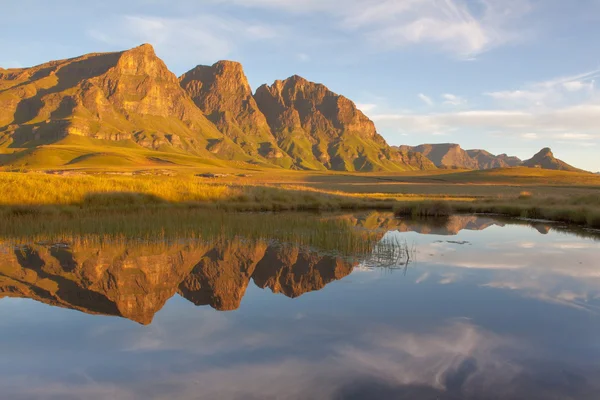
[212,60,244,70]
[288,74,308,83]
[128,43,156,54]
[529,147,555,160]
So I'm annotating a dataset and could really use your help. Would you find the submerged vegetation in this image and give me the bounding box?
[0,208,381,258]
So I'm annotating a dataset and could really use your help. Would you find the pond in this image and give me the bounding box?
[1,213,599,399]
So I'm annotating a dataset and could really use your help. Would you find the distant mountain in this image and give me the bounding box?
[254,75,434,171]
[399,144,480,169]
[522,148,582,172]
[400,144,586,172]
[467,149,522,169]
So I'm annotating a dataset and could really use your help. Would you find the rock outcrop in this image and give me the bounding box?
[180,61,293,167]
[522,148,581,172]
[254,76,435,171]
[399,144,524,170]
[400,144,479,169]
[467,149,522,169]
[0,44,250,161]
[0,45,436,171]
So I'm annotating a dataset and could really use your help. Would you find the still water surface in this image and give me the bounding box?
[1,214,599,399]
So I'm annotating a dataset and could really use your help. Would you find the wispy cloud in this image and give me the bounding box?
[485,68,600,108]
[418,93,434,106]
[372,105,600,139]
[356,103,378,112]
[219,0,533,57]
[442,93,467,106]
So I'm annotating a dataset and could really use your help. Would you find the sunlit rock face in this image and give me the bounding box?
[254,75,435,172]
[523,147,581,172]
[0,44,436,171]
[0,44,248,159]
[399,144,525,170]
[180,61,292,166]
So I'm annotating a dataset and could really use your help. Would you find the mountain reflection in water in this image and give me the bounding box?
[1,213,600,400]
[0,215,517,324]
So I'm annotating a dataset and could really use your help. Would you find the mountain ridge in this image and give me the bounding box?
[0,44,590,173]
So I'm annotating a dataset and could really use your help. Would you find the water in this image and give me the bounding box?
[1,214,599,399]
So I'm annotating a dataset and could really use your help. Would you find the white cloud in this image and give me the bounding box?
[356,103,378,113]
[372,101,600,143]
[442,93,467,106]
[219,0,532,57]
[485,68,600,108]
[418,93,434,106]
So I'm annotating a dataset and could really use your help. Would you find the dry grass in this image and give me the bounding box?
[2,170,600,229]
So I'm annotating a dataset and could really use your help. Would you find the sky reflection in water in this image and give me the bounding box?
[1,215,599,399]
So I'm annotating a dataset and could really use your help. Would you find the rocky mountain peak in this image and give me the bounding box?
[522,147,581,172]
[179,60,292,165]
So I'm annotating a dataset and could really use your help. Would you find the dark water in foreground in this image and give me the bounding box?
[1,214,600,399]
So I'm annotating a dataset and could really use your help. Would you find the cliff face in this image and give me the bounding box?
[180,61,293,167]
[2,44,584,172]
[254,76,435,171]
[467,149,522,169]
[0,44,249,160]
[522,148,581,172]
[401,144,523,170]
[0,46,438,171]
[402,144,479,169]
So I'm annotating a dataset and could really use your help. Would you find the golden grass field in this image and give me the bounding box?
[1,164,599,230]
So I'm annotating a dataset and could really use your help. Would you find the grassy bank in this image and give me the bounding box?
[0,172,396,213]
[394,194,600,229]
[1,172,600,230]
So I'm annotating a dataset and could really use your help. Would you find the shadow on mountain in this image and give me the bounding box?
[10,53,121,127]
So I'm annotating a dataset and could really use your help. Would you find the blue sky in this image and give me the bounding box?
[2,0,600,170]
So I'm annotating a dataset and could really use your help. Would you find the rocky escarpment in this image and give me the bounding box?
[254,75,435,171]
[467,149,522,169]
[522,147,581,172]
[180,61,293,167]
[400,144,479,169]
[400,144,524,170]
[0,45,436,172]
[0,44,249,159]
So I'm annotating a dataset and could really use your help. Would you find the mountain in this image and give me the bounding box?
[398,144,525,170]
[522,148,582,172]
[399,144,479,169]
[0,44,433,172]
[0,44,254,165]
[467,149,522,169]
[179,61,294,168]
[254,75,435,171]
